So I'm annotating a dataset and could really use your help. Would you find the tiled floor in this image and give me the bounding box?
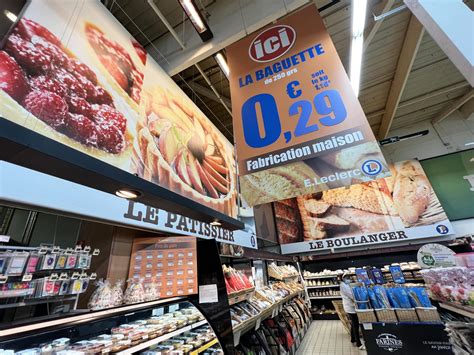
[297,321,367,355]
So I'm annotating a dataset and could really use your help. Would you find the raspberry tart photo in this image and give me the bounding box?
[137,87,238,217]
[0,18,133,167]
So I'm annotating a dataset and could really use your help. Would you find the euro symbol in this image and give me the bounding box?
[286,81,301,99]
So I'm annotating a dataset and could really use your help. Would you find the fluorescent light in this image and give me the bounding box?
[115,189,141,199]
[210,219,221,226]
[180,0,206,33]
[4,10,17,22]
[465,142,474,146]
[349,0,368,97]
[215,52,229,78]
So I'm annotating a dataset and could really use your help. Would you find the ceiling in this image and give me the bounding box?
[103,0,473,142]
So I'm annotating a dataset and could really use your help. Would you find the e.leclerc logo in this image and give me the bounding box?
[376,333,403,352]
[362,159,383,176]
[248,25,296,63]
[436,224,449,234]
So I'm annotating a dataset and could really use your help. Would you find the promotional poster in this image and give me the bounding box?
[274,160,453,254]
[227,4,390,206]
[0,1,237,217]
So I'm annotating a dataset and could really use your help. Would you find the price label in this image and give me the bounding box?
[83,246,91,253]
[233,329,242,347]
[80,272,88,279]
[0,275,7,284]
[59,273,68,280]
[255,317,261,330]
[49,273,59,281]
[89,272,97,280]
[65,248,74,255]
[71,272,80,280]
[38,247,48,255]
[152,307,164,316]
[92,248,100,256]
[22,274,33,282]
[169,304,179,312]
[74,245,82,252]
[52,246,60,253]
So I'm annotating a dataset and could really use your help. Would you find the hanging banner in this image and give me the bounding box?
[274,160,454,254]
[0,161,257,249]
[0,0,237,217]
[227,4,390,207]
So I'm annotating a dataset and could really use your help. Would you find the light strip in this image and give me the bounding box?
[4,10,17,22]
[349,0,368,97]
[215,52,230,78]
[180,0,206,33]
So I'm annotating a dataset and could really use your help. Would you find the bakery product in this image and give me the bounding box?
[321,181,397,216]
[332,207,390,233]
[240,162,324,206]
[137,87,237,216]
[304,200,331,217]
[312,215,350,231]
[274,199,303,244]
[0,19,133,167]
[393,161,431,224]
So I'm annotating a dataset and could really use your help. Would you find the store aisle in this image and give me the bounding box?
[297,320,367,355]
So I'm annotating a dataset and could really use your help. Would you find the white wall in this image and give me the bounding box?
[382,110,474,163]
[382,113,474,238]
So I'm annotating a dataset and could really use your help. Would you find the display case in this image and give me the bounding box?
[0,297,223,354]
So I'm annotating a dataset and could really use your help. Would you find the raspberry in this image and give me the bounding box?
[74,73,96,101]
[55,69,87,98]
[31,35,69,68]
[30,75,68,97]
[24,90,68,128]
[67,95,93,118]
[67,59,97,85]
[14,18,62,47]
[96,123,125,153]
[5,34,51,74]
[92,105,126,133]
[93,86,114,106]
[62,113,98,146]
[0,50,30,102]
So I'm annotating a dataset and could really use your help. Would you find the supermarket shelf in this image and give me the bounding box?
[309,296,342,300]
[232,290,304,346]
[228,288,255,306]
[439,302,474,319]
[304,275,338,280]
[190,338,218,355]
[0,296,77,309]
[306,285,339,289]
[117,320,207,355]
[0,297,185,337]
[269,274,299,281]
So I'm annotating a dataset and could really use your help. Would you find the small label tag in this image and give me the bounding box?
[0,235,10,243]
[80,272,88,279]
[92,248,100,256]
[38,247,48,255]
[49,273,59,281]
[59,273,68,280]
[52,246,60,253]
[363,323,373,330]
[83,246,91,253]
[74,246,82,252]
[169,304,179,312]
[255,317,261,330]
[89,272,97,280]
[233,329,241,347]
[0,275,8,284]
[22,274,33,282]
[65,248,74,255]
[71,272,80,280]
[152,307,164,316]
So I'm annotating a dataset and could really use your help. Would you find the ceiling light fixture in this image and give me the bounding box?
[214,52,229,79]
[465,142,474,146]
[379,130,429,146]
[210,219,221,226]
[349,0,368,97]
[4,10,17,22]
[178,0,213,41]
[115,189,141,199]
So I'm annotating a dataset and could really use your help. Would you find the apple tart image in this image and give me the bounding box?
[0,18,132,167]
[137,88,237,216]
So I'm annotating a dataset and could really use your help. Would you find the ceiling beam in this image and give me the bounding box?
[377,15,424,139]
[431,88,474,125]
[364,0,396,51]
[186,81,232,107]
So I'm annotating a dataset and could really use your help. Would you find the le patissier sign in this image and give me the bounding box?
[0,161,257,249]
[227,4,390,207]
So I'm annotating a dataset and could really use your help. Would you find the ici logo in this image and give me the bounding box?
[248,25,296,62]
